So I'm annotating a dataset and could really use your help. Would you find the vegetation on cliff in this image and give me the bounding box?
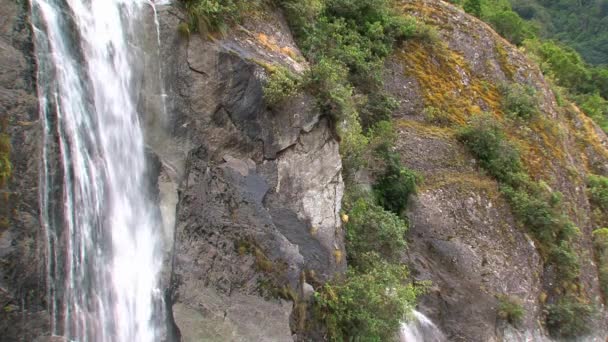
[178,0,606,339]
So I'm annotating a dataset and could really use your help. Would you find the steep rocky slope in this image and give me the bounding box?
[388,0,608,340]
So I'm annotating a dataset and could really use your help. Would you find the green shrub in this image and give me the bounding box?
[546,297,594,339]
[464,0,482,17]
[179,0,249,34]
[588,174,608,210]
[497,295,524,325]
[500,83,540,120]
[316,252,423,342]
[423,106,453,126]
[263,66,302,106]
[359,93,399,131]
[373,150,418,215]
[549,241,581,282]
[576,93,608,132]
[458,115,522,182]
[486,10,536,45]
[593,228,608,300]
[346,198,408,265]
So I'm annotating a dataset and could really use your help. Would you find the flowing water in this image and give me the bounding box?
[32,0,165,340]
[400,310,446,342]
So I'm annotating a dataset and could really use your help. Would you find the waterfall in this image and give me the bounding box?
[400,310,446,342]
[32,0,165,341]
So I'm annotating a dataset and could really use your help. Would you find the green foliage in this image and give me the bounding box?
[359,93,399,131]
[0,133,11,188]
[263,66,302,106]
[464,0,483,17]
[588,174,608,210]
[500,83,539,119]
[593,228,608,300]
[497,295,524,325]
[280,0,437,151]
[510,0,608,65]
[524,40,590,93]
[373,149,418,215]
[346,198,408,265]
[485,10,536,45]
[458,115,581,283]
[179,0,255,34]
[546,297,594,339]
[577,93,608,132]
[316,252,423,342]
[457,115,522,183]
[423,106,453,126]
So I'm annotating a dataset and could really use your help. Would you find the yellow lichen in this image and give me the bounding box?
[256,33,298,60]
[398,41,502,126]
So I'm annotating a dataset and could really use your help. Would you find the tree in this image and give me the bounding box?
[464,0,482,17]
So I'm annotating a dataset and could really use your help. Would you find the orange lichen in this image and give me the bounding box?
[256,33,298,60]
[398,41,502,126]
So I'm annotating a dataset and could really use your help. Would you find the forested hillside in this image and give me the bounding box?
[510,0,608,66]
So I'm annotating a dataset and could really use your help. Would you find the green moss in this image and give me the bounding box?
[0,133,11,188]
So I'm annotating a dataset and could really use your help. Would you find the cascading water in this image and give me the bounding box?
[32,0,165,341]
[400,310,446,342]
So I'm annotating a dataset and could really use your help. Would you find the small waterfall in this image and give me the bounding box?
[400,310,446,342]
[32,0,165,341]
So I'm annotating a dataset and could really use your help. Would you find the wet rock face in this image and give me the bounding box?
[155,5,345,341]
[0,0,49,340]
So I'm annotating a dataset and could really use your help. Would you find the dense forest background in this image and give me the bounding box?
[511,0,608,66]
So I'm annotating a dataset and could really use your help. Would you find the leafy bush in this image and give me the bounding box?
[549,241,581,282]
[522,39,608,133]
[464,0,482,17]
[546,297,594,339]
[576,93,608,132]
[316,252,423,342]
[497,295,524,325]
[458,115,522,183]
[263,66,302,106]
[373,150,418,215]
[593,228,608,300]
[359,93,399,131]
[500,83,540,119]
[486,10,536,45]
[346,198,408,265]
[179,0,257,34]
[588,174,608,210]
[423,106,453,126]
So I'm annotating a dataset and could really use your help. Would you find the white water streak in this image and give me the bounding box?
[34,0,164,341]
[400,310,446,342]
